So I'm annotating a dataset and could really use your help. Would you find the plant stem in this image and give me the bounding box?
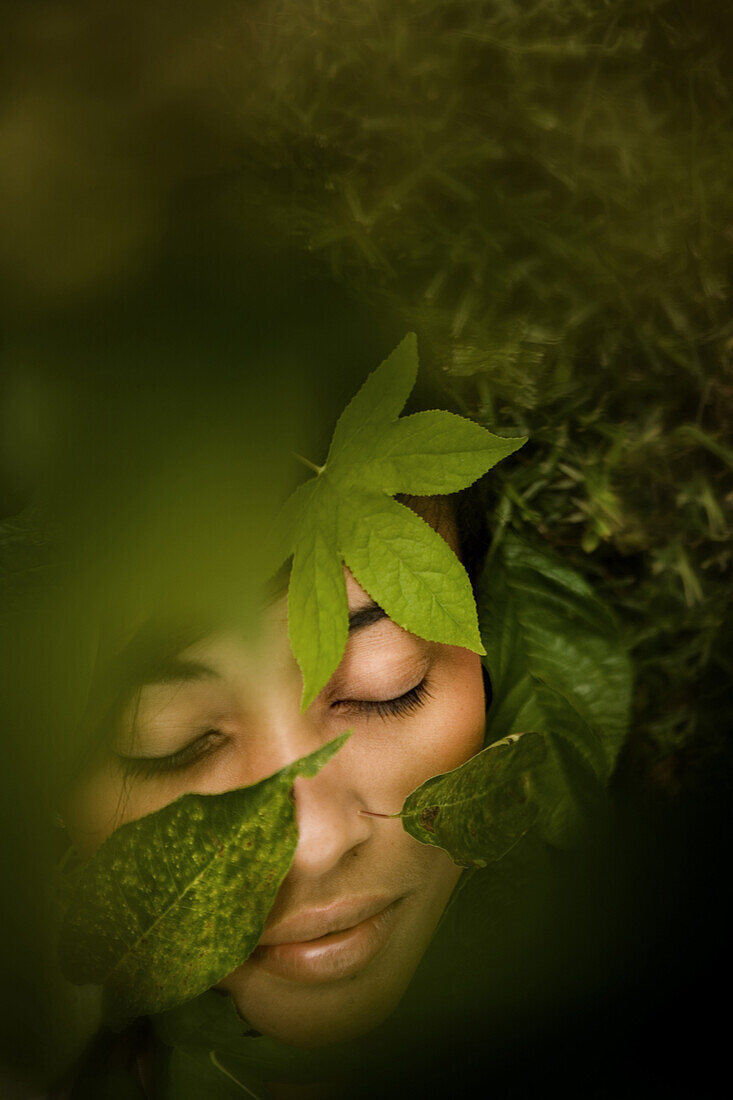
[292,452,325,475]
[209,1051,263,1098]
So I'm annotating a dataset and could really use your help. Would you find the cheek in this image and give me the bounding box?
[66,768,172,858]
[66,772,123,858]
[371,648,486,808]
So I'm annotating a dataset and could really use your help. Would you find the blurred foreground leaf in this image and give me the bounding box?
[59,732,351,1021]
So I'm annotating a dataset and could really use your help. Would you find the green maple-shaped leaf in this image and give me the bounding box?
[377,731,546,869]
[274,333,527,710]
[58,732,350,1021]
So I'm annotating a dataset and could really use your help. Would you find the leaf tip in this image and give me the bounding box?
[388,330,419,381]
[294,728,353,778]
[298,682,319,714]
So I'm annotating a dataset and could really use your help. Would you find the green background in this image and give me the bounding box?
[1,2,731,1095]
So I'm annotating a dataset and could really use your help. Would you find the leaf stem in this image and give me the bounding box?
[209,1051,263,1098]
[292,451,325,475]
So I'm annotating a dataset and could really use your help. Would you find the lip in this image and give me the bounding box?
[251,897,402,983]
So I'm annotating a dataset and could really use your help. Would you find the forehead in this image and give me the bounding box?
[224,497,458,665]
[136,567,414,700]
[109,494,459,686]
[270,493,458,614]
[398,494,459,554]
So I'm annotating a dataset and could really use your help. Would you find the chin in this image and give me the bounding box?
[215,887,449,1048]
[215,848,464,1047]
[219,962,413,1048]
[230,981,405,1047]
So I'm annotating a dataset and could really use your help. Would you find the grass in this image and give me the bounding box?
[225,0,733,796]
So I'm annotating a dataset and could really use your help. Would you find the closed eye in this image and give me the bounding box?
[114,729,226,779]
[333,676,431,719]
[115,678,433,778]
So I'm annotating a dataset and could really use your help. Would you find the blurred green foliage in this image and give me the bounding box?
[227,0,733,794]
[1,0,731,791]
[1,1,732,1088]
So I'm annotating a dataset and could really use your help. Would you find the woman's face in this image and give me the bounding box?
[67,503,486,1047]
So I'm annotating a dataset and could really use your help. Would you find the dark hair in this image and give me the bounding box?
[395,483,490,593]
[452,481,491,590]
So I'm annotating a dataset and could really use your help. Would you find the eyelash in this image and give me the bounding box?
[116,730,223,780]
[333,676,431,719]
[117,678,432,779]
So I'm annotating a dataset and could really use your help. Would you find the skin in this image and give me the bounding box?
[66,498,487,1049]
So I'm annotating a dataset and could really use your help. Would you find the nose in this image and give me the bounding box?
[288,755,372,878]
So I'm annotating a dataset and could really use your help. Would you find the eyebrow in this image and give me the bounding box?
[135,657,222,687]
[133,603,389,689]
[348,600,388,633]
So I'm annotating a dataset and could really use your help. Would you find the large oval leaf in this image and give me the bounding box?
[477,534,632,845]
[397,732,545,867]
[59,732,351,1021]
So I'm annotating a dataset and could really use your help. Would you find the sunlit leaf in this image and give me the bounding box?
[275,333,526,709]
